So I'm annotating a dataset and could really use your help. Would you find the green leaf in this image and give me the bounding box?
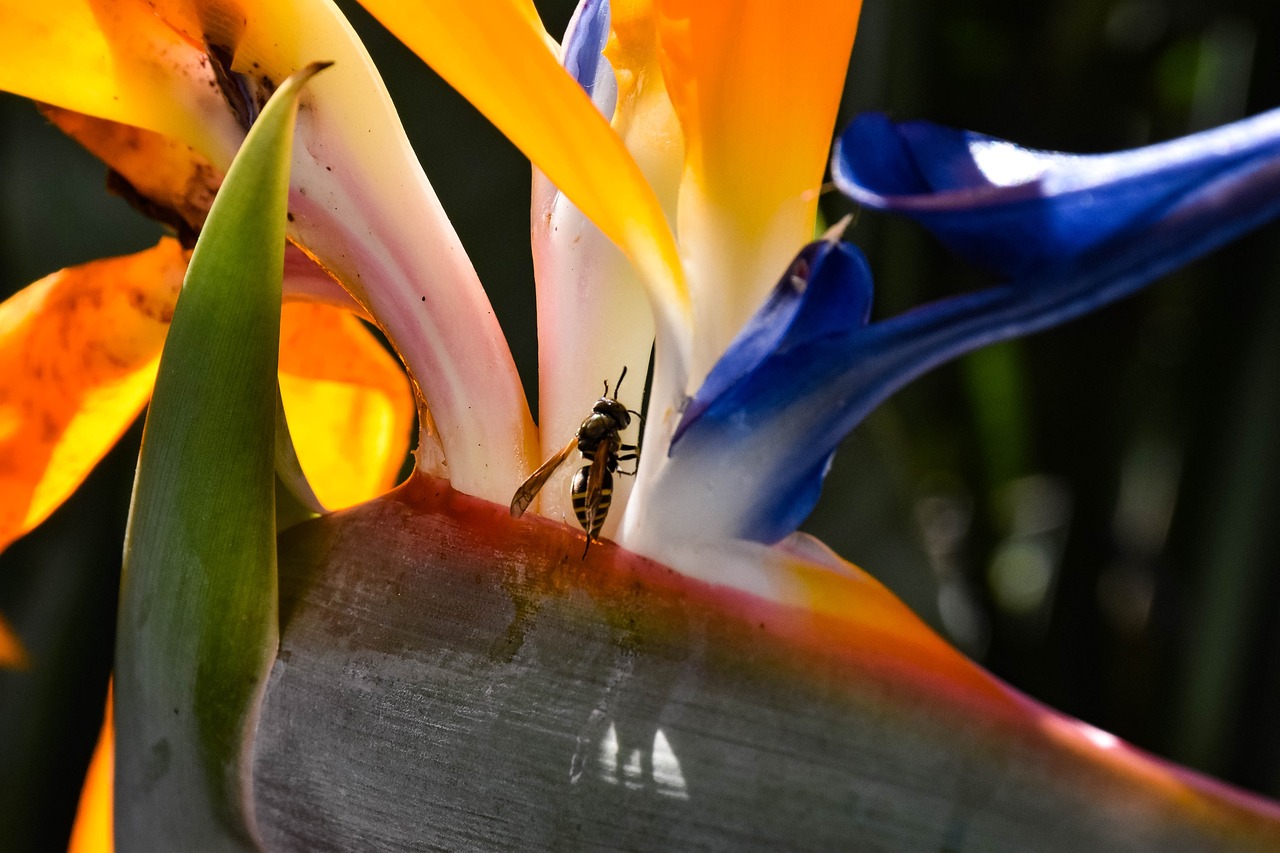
[274,384,325,530]
[114,62,330,850]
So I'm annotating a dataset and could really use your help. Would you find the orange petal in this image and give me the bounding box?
[0,0,242,167]
[68,687,113,853]
[355,0,689,331]
[652,0,862,370]
[278,302,413,509]
[0,240,187,553]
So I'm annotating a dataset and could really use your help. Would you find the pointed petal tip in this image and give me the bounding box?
[358,0,686,319]
[672,236,873,451]
[821,213,855,244]
[304,60,336,77]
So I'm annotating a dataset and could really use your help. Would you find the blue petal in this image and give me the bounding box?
[667,239,872,542]
[561,0,617,121]
[833,108,1280,280]
[674,237,873,445]
[672,110,1280,544]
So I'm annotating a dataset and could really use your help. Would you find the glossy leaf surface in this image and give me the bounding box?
[252,476,1280,851]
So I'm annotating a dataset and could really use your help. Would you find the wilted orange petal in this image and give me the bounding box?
[355,0,688,331]
[0,240,186,553]
[43,107,223,237]
[68,688,113,853]
[278,302,413,509]
[0,615,26,669]
[0,0,241,167]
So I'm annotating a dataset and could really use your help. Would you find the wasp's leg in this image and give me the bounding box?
[616,450,639,476]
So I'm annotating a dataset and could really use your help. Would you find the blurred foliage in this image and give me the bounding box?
[2,0,1280,848]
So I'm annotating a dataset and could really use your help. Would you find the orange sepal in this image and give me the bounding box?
[654,0,861,240]
[278,302,414,510]
[648,0,862,363]
[67,687,113,853]
[0,240,187,554]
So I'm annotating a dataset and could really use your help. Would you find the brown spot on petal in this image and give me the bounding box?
[0,241,186,550]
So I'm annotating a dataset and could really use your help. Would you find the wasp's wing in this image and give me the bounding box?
[510,438,578,518]
[581,433,619,535]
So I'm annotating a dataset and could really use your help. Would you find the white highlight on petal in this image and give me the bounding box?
[970,139,1050,187]
[965,108,1280,199]
[1080,724,1122,751]
[1042,711,1125,755]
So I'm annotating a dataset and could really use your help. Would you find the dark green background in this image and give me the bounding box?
[2,0,1279,848]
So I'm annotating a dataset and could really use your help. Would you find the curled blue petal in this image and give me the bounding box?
[674,236,873,445]
[833,108,1280,280]
[669,109,1280,545]
[665,239,872,542]
[562,0,617,121]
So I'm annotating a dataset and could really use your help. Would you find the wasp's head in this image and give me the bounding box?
[593,396,631,428]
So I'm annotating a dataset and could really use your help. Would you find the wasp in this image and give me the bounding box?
[510,367,641,552]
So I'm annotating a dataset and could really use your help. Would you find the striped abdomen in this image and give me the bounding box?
[570,465,613,539]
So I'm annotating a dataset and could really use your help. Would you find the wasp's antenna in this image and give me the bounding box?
[614,365,628,398]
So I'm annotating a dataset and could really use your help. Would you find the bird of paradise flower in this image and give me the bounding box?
[3,0,1280,850]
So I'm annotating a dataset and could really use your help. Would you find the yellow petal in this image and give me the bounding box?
[0,0,242,167]
[68,689,113,853]
[653,0,862,372]
[0,240,186,554]
[355,0,689,331]
[0,615,26,669]
[278,302,413,510]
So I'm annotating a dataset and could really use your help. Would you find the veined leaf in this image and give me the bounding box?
[114,62,330,850]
